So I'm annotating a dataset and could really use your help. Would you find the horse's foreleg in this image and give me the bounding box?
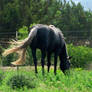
[47,53,51,73]
[41,50,46,75]
[32,49,38,73]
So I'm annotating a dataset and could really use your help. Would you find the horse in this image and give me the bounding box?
[2,24,70,75]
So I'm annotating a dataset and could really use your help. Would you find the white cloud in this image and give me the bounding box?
[74,0,79,4]
[66,0,92,10]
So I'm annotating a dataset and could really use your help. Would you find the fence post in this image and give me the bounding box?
[16,31,18,40]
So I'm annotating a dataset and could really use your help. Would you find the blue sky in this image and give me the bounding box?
[66,0,92,10]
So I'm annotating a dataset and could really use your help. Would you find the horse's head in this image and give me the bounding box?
[60,56,71,73]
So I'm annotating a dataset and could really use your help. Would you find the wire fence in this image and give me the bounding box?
[0,30,92,66]
[62,30,92,46]
[0,31,18,39]
[0,30,92,46]
[0,31,18,45]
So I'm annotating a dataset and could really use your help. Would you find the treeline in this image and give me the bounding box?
[0,0,92,38]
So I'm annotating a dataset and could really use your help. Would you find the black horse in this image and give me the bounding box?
[29,24,70,74]
[3,24,70,75]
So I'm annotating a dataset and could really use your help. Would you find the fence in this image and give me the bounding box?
[0,30,92,46]
[62,30,92,46]
[0,31,18,39]
[0,31,18,45]
[0,30,92,66]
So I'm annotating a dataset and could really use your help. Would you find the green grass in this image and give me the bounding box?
[0,67,92,92]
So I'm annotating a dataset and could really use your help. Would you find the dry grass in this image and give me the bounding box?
[0,65,56,71]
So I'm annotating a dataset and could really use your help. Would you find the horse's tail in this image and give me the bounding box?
[2,27,37,65]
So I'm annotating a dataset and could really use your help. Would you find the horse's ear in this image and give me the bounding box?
[67,56,72,60]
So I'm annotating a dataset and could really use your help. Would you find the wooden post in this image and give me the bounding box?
[16,65,19,71]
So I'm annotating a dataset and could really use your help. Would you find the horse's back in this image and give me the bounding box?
[30,25,50,49]
[30,24,64,52]
[37,26,50,49]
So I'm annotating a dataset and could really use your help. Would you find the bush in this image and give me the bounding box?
[2,52,19,66]
[0,70,4,85]
[1,45,17,66]
[18,26,28,40]
[67,44,92,68]
[0,46,4,65]
[26,43,92,68]
[7,74,36,89]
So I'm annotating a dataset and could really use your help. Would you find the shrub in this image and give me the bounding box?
[20,44,92,68]
[7,74,36,89]
[0,70,4,85]
[18,26,28,40]
[0,46,4,65]
[2,53,19,66]
[1,44,17,66]
[67,44,92,68]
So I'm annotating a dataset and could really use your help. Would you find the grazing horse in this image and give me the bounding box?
[2,24,70,75]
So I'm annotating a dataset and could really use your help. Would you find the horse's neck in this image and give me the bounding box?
[62,43,68,59]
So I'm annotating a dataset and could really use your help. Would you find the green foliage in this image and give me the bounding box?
[0,70,4,85]
[7,74,36,89]
[0,46,4,65]
[67,44,92,68]
[2,54,16,66]
[17,23,36,40]
[26,47,41,65]
[2,43,92,68]
[26,44,92,68]
[18,26,28,39]
[0,0,92,40]
[2,45,18,66]
[0,68,92,92]
[30,23,36,28]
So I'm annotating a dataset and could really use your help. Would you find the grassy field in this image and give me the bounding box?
[0,67,92,92]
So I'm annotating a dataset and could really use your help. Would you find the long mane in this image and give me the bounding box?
[49,25,64,39]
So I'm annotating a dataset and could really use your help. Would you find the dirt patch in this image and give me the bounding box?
[85,63,92,70]
[0,65,55,71]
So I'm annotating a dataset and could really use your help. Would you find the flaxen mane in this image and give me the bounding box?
[49,25,64,39]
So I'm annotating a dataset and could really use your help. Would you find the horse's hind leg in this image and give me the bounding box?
[32,49,38,73]
[54,53,58,75]
[41,50,46,75]
[47,53,51,73]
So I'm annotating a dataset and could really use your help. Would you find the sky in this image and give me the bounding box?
[66,0,92,10]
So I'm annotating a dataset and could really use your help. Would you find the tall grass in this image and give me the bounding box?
[0,67,92,92]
